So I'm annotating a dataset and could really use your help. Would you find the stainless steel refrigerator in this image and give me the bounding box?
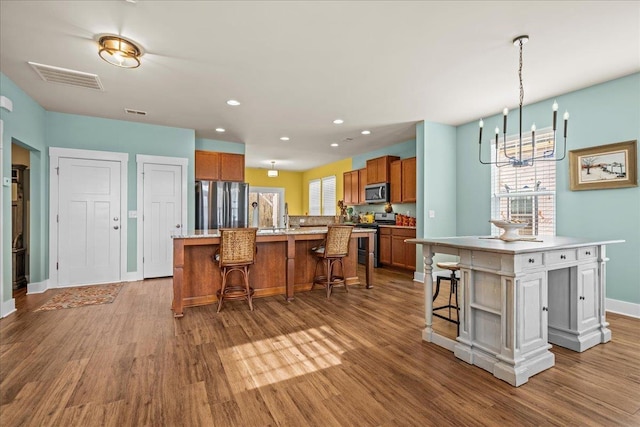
[195,181,249,229]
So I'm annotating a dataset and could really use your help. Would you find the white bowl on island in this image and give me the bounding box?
[490,219,529,241]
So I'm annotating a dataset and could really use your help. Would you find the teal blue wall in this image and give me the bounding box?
[456,73,640,304]
[416,121,457,273]
[46,112,196,272]
[1,73,47,305]
[196,138,245,154]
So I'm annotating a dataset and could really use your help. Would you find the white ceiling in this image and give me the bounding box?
[1,1,638,171]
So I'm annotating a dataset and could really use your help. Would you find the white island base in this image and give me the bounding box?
[408,236,621,387]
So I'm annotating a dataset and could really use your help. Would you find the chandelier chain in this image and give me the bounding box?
[518,39,524,109]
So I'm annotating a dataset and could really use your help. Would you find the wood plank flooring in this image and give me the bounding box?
[1,267,639,426]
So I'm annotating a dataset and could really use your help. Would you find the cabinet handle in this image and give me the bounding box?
[528,258,535,263]
[579,296,585,300]
[560,254,566,260]
[586,251,591,256]
[542,307,548,312]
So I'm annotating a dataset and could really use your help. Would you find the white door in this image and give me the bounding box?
[58,157,121,286]
[143,163,183,278]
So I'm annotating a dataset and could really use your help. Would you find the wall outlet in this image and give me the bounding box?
[428,210,435,218]
[2,177,10,187]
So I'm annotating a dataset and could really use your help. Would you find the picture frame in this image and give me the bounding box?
[569,140,637,191]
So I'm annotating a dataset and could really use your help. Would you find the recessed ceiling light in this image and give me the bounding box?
[215,128,225,132]
[226,99,241,106]
[333,119,344,124]
[280,136,290,141]
[331,143,339,147]
[361,130,371,135]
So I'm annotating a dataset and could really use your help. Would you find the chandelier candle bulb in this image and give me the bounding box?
[564,111,570,138]
[479,119,484,144]
[503,108,508,134]
[552,101,558,130]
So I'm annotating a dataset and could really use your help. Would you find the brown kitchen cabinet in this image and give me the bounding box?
[343,168,367,205]
[366,155,399,184]
[379,226,416,270]
[390,157,417,203]
[195,150,245,181]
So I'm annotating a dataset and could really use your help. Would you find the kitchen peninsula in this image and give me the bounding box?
[408,235,623,387]
[171,227,376,317]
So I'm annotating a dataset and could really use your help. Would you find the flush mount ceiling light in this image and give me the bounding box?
[478,35,568,167]
[267,161,279,177]
[98,35,142,69]
[227,99,241,106]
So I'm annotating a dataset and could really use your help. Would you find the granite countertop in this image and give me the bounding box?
[172,227,376,239]
[378,224,417,229]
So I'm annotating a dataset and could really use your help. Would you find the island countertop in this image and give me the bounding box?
[172,226,375,317]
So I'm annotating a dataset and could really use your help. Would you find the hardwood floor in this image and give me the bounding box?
[1,267,639,426]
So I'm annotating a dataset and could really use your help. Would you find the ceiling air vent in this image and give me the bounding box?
[125,108,147,116]
[28,62,104,91]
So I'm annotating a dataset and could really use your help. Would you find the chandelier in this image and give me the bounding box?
[478,35,569,167]
[267,161,279,177]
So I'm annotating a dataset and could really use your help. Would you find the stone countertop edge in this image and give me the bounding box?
[377,225,417,229]
[172,227,376,239]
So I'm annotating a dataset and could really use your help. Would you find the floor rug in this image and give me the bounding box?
[35,283,124,311]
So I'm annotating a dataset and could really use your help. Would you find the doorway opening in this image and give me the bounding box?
[249,187,285,228]
[11,143,30,297]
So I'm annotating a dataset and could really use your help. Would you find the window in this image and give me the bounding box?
[491,129,556,236]
[309,175,336,215]
[249,187,285,228]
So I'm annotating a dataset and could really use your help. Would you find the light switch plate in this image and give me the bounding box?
[429,210,435,218]
[3,177,10,186]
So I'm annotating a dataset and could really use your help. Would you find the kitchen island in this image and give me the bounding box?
[407,235,623,387]
[172,227,375,317]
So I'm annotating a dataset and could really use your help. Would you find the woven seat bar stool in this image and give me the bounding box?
[433,261,460,335]
[311,225,354,298]
[214,228,258,312]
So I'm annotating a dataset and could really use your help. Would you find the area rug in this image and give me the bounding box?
[35,283,124,311]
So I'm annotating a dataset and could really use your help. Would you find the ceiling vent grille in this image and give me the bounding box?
[125,108,147,116]
[28,62,104,91]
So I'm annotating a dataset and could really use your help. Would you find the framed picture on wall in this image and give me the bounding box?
[569,140,638,191]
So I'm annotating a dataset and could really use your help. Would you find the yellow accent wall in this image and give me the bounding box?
[302,158,353,215]
[245,168,305,215]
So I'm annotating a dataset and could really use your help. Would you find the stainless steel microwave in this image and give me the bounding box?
[364,182,390,204]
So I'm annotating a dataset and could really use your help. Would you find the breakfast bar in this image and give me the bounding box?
[172,227,375,317]
[407,235,623,387]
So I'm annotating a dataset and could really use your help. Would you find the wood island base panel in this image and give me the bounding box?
[172,227,375,317]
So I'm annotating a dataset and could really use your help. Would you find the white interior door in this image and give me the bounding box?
[58,157,121,286]
[143,162,182,278]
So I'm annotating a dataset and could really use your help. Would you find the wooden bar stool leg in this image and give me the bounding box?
[245,266,253,311]
[217,269,227,313]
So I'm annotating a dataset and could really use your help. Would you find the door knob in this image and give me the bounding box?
[113,225,119,230]
[176,224,181,228]
[113,216,119,221]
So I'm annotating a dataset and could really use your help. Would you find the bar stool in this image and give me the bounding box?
[311,225,353,298]
[214,228,258,312]
[433,261,460,334]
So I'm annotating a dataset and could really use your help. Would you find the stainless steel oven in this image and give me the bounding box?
[357,213,396,267]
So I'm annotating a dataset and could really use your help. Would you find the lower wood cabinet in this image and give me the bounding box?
[379,226,416,270]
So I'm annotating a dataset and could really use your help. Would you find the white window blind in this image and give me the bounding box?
[321,175,336,215]
[309,179,321,215]
[491,129,557,236]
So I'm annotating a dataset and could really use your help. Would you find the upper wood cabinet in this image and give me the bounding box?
[195,150,245,182]
[390,157,417,203]
[358,168,367,204]
[366,155,399,184]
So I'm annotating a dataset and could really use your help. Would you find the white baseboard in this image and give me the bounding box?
[606,298,640,319]
[1,298,16,318]
[27,280,49,294]
[414,272,424,283]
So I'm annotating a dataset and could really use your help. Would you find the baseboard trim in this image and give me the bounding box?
[27,280,49,294]
[414,272,424,283]
[606,298,640,319]
[122,271,143,282]
[1,298,16,318]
